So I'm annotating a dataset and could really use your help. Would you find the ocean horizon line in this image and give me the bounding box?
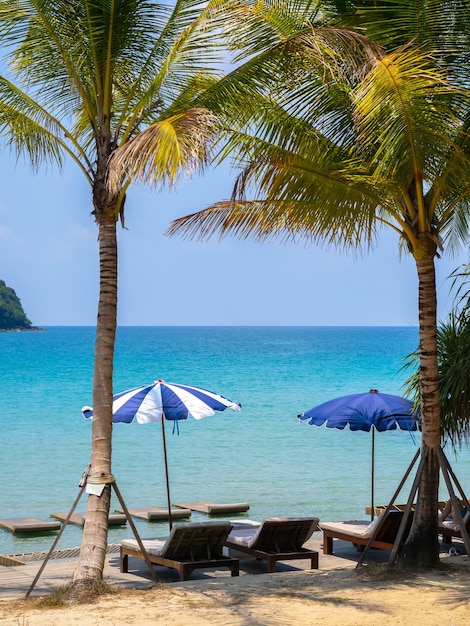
[33,324,419,329]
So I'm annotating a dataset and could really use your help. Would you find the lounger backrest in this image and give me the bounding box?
[250,517,320,552]
[160,522,233,561]
[376,510,412,543]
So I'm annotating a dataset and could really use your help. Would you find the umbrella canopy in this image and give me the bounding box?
[298,389,417,432]
[82,379,241,424]
[83,379,241,527]
[298,389,419,519]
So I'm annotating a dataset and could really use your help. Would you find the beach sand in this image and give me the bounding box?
[1,544,469,625]
[1,561,470,625]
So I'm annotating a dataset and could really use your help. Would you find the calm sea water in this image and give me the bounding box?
[1,326,469,556]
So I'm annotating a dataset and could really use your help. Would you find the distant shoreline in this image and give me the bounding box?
[0,326,45,332]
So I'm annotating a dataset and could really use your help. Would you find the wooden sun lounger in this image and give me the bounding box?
[120,521,239,581]
[0,517,61,534]
[174,501,250,515]
[439,515,470,544]
[224,517,320,573]
[365,501,447,516]
[320,510,411,554]
[50,512,127,527]
[115,506,191,521]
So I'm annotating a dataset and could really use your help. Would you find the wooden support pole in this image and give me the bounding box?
[25,465,159,599]
[356,448,421,568]
[112,481,159,582]
[26,465,90,598]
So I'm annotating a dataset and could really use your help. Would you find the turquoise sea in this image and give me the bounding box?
[2,326,470,557]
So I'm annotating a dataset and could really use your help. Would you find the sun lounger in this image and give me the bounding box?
[0,517,61,534]
[439,513,470,544]
[50,512,127,527]
[115,506,191,521]
[224,517,319,573]
[320,510,411,554]
[120,521,239,581]
[174,501,250,515]
[365,501,447,516]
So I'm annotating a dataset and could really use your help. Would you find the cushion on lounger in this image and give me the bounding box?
[121,521,233,561]
[121,537,166,557]
[320,519,376,538]
[227,517,318,549]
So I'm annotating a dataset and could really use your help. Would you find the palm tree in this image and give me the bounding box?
[0,0,334,593]
[404,266,470,450]
[0,0,246,590]
[168,26,470,566]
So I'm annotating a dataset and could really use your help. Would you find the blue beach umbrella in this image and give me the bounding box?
[83,379,241,527]
[298,389,419,519]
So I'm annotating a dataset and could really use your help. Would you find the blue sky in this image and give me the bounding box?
[0,153,468,327]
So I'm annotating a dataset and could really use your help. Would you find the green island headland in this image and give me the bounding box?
[0,279,42,331]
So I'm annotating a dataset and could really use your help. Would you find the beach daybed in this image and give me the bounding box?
[0,517,61,534]
[120,521,239,581]
[114,506,191,521]
[320,510,410,555]
[224,517,319,573]
[50,512,127,527]
[174,501,250,515]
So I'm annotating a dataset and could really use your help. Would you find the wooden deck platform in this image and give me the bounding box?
[50,512,127,527]
[0,518,61,534]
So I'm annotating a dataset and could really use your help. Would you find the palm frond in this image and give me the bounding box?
[221,0,325,62]
[440,197,470,254]
[334,0,470,58]
[353,48,464,186]
[108,108,217,190]
[437,311,470,448]
[403,308,470,451]
[114,0,230,136]
[167,194,382,249]
[167,127,385,249]
[0,75,90,172]
[198,25,383,135]
[449,264,470,314]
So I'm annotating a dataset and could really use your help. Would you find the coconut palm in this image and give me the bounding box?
[0,0,334,592]
[404,267,470,450]
[0,0,248,589]
[168,27,470,566]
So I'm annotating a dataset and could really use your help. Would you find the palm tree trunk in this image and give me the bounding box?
[400,253,440,566]
[72,219,118,585]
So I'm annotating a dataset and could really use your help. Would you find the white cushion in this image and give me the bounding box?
[227,517,318,548]
[320,520,375,538]
[121,537,166,556]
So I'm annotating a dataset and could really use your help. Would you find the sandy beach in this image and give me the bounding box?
[1,533,469,626]
[2,559,470,626]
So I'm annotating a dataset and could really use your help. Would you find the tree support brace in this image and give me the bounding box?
[25,464,159,598]
[356,446,470,568]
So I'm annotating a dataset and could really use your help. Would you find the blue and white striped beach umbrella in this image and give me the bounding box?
[82,379,241,425]
[82,379,241,528]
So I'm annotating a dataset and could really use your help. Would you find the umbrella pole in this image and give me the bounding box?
[371,427,375,521]
[161,416,173,530]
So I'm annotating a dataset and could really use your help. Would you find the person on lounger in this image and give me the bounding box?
[439,499,468,521]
